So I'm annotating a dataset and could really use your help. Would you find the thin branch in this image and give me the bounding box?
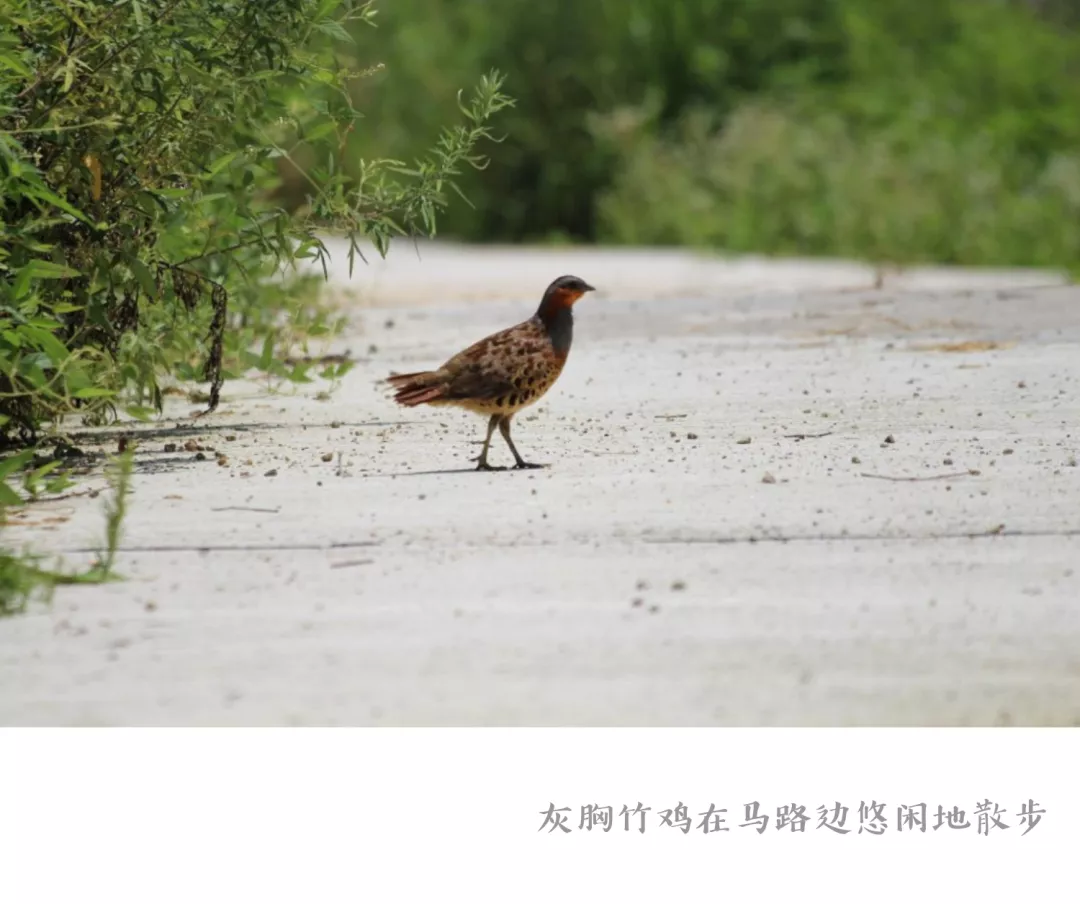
[784,430,834,440]
[0,115,121,135]
[175,236,270,267]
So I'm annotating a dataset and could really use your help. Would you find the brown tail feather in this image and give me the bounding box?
[385,370,447,407]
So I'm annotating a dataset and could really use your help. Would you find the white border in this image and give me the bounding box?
[2,728,1075,902]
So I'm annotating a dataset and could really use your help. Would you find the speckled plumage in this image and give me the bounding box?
[386,275,595,470]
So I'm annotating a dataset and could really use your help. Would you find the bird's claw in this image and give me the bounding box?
[513,461,545,470]
[474,459,506,472]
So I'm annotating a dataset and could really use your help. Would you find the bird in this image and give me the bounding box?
[385,274,595,471]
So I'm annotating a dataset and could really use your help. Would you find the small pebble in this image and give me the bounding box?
[762,472,776,484]
[264,468,278,477]
[884,434,895,444]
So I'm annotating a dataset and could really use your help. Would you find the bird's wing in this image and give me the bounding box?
[438,322,538,401]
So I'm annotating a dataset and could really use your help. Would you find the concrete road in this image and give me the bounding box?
[2,242,1078,726]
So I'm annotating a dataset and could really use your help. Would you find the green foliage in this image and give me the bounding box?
[1,446,132,616]
[339,0,1080,270]
[1,0,512,448]
[597,102,1080,267]
[342,0,848,242]
[1,0,512,610]
[598,1,1080,267]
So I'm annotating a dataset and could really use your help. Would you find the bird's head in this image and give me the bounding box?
[541,275,595,311]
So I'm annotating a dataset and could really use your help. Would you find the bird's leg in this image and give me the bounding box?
[474,414,505,471]
[499,415,544,469]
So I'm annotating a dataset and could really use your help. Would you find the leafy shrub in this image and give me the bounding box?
[1,0,511,608]
[0,0,511,449]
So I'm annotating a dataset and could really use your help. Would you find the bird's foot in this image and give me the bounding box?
[474,459,506,472]
[512,461,546,470]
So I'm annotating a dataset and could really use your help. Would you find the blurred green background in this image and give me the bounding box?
[310,0,1080,270]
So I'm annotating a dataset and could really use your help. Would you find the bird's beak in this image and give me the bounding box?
[583,282,596,292]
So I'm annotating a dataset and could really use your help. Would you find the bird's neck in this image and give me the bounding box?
[537,303,573,357]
